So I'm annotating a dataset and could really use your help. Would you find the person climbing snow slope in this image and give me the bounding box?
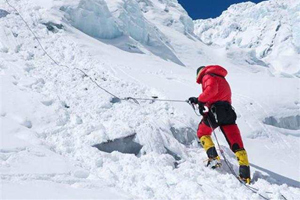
[189,65,251,184]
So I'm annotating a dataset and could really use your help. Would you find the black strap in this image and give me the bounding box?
[208,73,225,78]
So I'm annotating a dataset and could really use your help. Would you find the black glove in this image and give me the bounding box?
[198,101,205,107]
[188,97,198,104]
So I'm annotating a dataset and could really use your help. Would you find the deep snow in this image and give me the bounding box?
[1,0,300,199]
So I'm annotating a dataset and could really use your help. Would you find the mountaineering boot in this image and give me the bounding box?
[235,149,251,184]
[206,155,222,169]
[239,166,251,184]
[200,136,222,169]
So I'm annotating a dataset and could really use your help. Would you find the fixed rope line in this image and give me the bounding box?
[73,67,121,99]
[3,3,287,197]
[5,0,190,105]
[190,105,286,200]
[206,117,270,200]
[5,0,123,98]
[6,1,284,199]
[206,117,286,200]
[124,97,188,103]
[5,0,62,68]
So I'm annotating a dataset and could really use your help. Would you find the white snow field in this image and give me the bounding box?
[0,0,299,199]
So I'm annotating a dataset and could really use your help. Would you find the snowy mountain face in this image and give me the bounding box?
[1,0,300,199]
[62,0,194,66]
[194,0,300,76]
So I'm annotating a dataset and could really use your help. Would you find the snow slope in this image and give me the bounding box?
[1,0,300,199]
[194,0,300,76]
[62,0,186,66]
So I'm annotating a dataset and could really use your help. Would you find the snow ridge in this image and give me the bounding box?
[63,0,191,66]
[194,0,300,76]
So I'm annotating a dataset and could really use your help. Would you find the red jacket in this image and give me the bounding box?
[196,65,232,108]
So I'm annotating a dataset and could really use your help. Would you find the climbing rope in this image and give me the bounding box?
[4,2,287,199]
[5,0,125,99]
[5,0,191,105]
[123,96,188,104]
[206,114,287,200]
[188,105,287,200]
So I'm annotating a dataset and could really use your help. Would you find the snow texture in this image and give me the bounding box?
[63,0,185,66]
[0,9,9,18]
[1,0,300,199]
[93,133,143,155]
[63,0,122,39]
[194,0,300,76]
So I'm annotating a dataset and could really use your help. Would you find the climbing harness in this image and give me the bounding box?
[205,109,286,200]
[207,117,269,200]
[188,103,287,200]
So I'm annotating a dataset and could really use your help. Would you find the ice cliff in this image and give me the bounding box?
[63,0,194,66]
[194,0,300,76]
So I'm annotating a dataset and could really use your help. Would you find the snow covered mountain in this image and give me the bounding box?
[1,0,300,199]
[194,0,300,77]
[61,0,196,66]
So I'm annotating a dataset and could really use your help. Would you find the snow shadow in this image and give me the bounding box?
[42,22,64,33]
[110,97,121,104]
[165,147,181,161]
[99,36,145,54]
[251,163,300,188]
[93,133,142,155]
[170,127,197,145]
[215,146,240,175]
[263,115,300,130]
[98,36,185,66]
[0,9,9,18]
[93,133,183,164]
[63,0,185,67]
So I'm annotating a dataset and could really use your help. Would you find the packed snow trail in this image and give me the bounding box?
[1,0,300,199]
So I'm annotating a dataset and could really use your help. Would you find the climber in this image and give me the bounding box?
[189,65,251,184]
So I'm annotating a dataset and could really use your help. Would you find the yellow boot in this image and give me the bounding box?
[200,136,221,169]
[235,150,251,184]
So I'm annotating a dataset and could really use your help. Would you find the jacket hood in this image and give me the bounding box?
[196,65,228,84]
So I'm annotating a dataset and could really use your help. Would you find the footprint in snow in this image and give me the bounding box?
[23,63,35,72]
[0,63,7,70]
[0,47,9,53]
[73,170,89,179]
[21,120,32,129]
[41,100,54,106]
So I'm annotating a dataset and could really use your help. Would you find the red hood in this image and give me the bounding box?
[196,65,228,84]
